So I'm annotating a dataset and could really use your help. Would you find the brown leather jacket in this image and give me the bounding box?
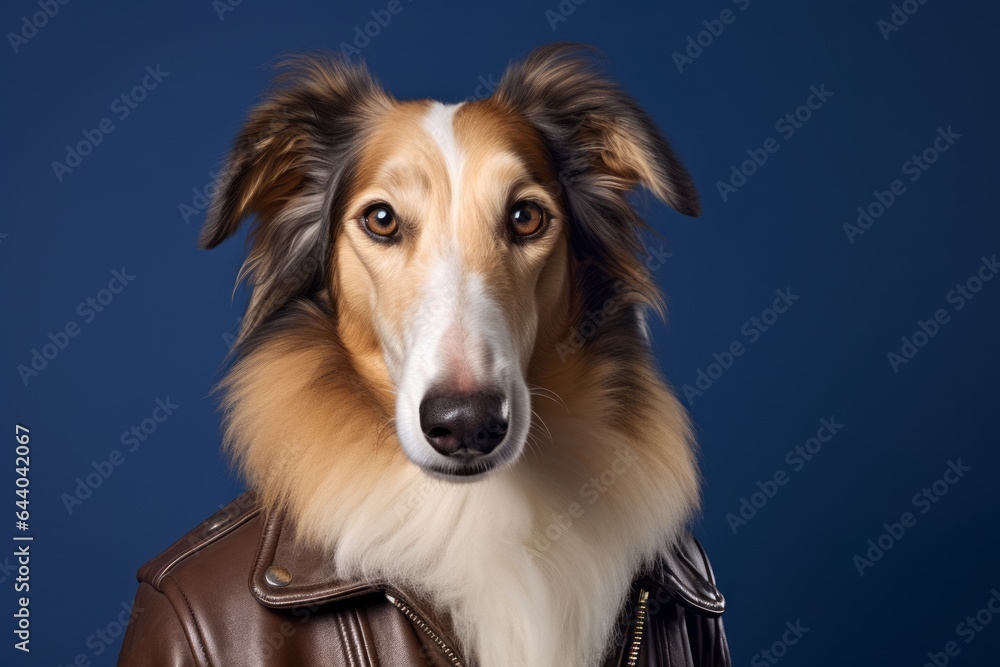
[117,494,730,666]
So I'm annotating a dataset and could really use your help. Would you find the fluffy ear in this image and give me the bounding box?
[493,43,700,315]
[201,54,389,338]
[494,43,700,216]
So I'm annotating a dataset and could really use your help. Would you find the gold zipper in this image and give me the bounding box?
[625,588,649,667]
[386,594,465,667]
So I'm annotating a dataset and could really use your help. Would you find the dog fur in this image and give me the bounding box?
[202,44,702,667]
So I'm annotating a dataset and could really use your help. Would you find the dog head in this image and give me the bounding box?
[202,44,699,480]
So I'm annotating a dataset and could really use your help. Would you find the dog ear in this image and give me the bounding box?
[201,54,388,338]
[494,43,700,217]
[494,44,699,317]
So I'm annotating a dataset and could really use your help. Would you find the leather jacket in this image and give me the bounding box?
[118,493,731,666]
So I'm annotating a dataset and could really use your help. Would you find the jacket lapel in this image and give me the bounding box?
[250,507,464,661]
[250,505,725,665]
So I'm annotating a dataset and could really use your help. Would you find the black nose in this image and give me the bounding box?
[419,390,509,458]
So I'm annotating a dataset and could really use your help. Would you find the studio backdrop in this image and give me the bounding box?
[2,0,997,665]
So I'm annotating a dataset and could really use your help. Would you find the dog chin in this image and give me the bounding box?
[423,462,499,482]
[418,446,523,482]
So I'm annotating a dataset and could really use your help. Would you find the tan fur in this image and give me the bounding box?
[209,46,701,667]
[221,304,698,666]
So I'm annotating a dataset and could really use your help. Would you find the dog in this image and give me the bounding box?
[201,43,703,666]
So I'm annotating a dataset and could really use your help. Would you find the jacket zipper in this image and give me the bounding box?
[624,588,650,667]
[386,594,466,667]
[389,587,650,667]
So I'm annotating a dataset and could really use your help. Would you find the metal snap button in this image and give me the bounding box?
[264,565,292,587]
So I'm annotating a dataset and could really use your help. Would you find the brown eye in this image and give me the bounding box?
[509,201,545,238]
[361,204,398,240]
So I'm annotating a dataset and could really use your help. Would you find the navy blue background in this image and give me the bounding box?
[2,0,998,664]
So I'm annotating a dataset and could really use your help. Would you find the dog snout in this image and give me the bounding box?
[418,389,509,458]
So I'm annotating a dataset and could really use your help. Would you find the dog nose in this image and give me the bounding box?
[419,390,508,458]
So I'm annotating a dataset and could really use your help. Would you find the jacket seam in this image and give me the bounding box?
[163,575,213,667]
[150,506,262,588]
[354,607,379,667]
[335,612,362,667]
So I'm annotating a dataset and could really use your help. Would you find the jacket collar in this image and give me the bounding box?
[249,505,463,648]
[250,506,381,608]
[249,502,726,618]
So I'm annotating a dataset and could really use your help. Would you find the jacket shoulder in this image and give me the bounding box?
[136,492,263,589]
[648,532,726,617]
[120,494,266,667]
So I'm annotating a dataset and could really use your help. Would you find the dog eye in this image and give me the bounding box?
[361,204,399,240]
[509,201,545,238]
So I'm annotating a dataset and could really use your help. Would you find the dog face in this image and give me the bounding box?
[334,101,568,476]
[201,44,700,480]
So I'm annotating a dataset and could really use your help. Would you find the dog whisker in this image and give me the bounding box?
[527,384,569,412]
[523,432,542,459]
[530,409,554,445]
